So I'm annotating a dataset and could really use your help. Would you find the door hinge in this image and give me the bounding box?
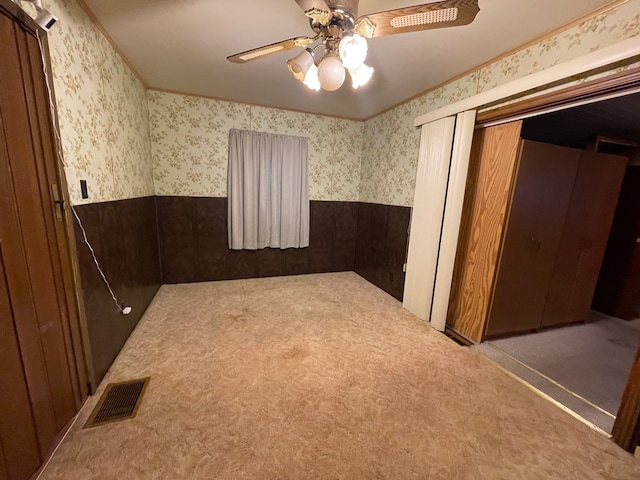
[51,183,65,220]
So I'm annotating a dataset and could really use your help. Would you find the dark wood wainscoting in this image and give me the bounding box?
[74,197,411,387]
[355,203,411,302]
[156,197,358,283]
[73,196,161,386]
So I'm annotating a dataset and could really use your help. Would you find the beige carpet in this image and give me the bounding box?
[39,273,640,479]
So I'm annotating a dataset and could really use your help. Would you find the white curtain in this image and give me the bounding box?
[228,129,309,250]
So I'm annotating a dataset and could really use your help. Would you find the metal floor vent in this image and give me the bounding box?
[84,377,150,428]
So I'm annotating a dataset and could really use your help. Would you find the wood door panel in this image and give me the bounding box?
[14,27,77,430]
[541,243,581,326]
[0,64,57,457]
[583,153,628,245]
[525,142,580,330]
[593,167,640,319]
[25,35,86,406]
[446,121,523,342]
[0,10,78,464]
[571,239,610,321]
[487,139,551,335]
[0,177,41,480]
[569,153,627,322]
[541,151,616,326]
[22,20,89,404]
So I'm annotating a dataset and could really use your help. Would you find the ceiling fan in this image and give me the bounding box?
[227,0,480,92]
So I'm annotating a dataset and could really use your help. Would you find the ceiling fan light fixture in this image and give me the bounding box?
[287,48,315,81]
[338,34,368,69]
[228,1,481,95]
[348,63,373,89]
[317,55,345,91]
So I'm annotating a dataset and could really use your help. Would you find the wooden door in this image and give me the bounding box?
[446,121,523,343]
[486,141,580,337]
[542,152,628,327]
[0,7,85,479]
[593,166,640,320]
[0,250,41,480]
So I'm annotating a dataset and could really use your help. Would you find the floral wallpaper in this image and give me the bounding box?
[476,1,640,93]
[487,58,640,110]
[19,0,154,205]
[149,91,363,202]
[361,0,640,207]
[16,0,640,208]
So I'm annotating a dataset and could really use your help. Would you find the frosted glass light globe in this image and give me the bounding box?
[317,56,346,91]
[303,64,321,91]
[287,49,315,81]
[339,34,368,69]
[348,63,374,89]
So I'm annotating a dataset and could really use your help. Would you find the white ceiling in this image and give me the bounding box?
[81,0,615,120]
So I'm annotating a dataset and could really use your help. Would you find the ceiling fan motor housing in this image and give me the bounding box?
[327,0,358,29]
[327,0,359,14]
[308,0,360,54]
[310,0,358,35]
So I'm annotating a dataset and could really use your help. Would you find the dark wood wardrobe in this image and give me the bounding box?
[486,141,627,337]
[448,122,628,342]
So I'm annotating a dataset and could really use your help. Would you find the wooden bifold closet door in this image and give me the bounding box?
[0,8,84,480]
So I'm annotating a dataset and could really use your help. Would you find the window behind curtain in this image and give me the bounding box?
[228,129,309,250]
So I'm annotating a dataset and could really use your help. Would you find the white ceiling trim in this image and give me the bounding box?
[413,36,640,127]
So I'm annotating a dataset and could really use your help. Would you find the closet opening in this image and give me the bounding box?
[448,90,640,444]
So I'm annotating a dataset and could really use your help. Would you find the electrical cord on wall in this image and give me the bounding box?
[35,28,131,316]
[71,208,131,315]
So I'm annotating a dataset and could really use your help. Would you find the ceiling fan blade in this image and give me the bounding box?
[295,0,333,25]
[227,37,314,64]
[355,0,479,38]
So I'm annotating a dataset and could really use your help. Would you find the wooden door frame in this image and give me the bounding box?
[0,0,92,401]
[476,65,640,126]
[470,66,640,452]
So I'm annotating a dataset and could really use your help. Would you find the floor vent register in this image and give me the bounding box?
[84,377,150,428]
